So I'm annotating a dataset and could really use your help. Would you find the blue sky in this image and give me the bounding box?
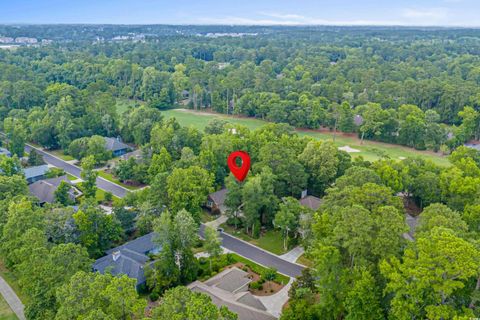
[2,0,480,26]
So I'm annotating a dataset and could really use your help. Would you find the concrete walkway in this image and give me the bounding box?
[0,275,25,320]
[279,246,304,263]
[257,278,293,318]
[205,215,228,229]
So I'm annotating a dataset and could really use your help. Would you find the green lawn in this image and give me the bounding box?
[0,260,28,305]
[296,254,314,268]
[76,182,121,205]
[0,295,17,320]
[66,173,78,181]
[162,109,451,167]
[220,223,287,255]
[48,149,75,161]
[97,170,141,191]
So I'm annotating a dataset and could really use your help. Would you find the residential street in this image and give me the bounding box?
[25,144,129,198]
[26,145,305,278]
[199,225,304,278]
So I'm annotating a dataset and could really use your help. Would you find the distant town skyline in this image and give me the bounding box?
[2,0,480,27]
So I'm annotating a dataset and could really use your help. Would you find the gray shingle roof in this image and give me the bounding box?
[94,232,160,285]
[189,268,276,320]
[28,175,77,204]
[208,188,227,206]
[23,165,49,180]
[104,137,131,152]
[93,248,149,285]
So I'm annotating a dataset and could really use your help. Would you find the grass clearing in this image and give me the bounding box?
[76,182,121,205]
[163,109,451,167]
[66,173,78,181]
[221,223,288,255]
[48,149,75,161]
[97,170,141,191]
[0,295,17,320]
[116,98,143,115]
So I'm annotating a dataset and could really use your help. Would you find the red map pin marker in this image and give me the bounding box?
[227,151,251,182]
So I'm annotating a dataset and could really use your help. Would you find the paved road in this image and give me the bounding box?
[199,225,304,278]
[28,145,305,278]
[0,275,25,320]
[25,144,129,198]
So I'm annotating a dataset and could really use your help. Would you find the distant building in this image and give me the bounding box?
[207,188,228,213]
[93,232,160,288]
[14,37,37,44]
[28,175,81,205]
[0,37,14,43]
[104,137,132,157]
[0,147,12,157]
[188,267,276,320]
[23,165,49,184]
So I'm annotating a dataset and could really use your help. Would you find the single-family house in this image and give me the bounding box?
[188,267,276,320]
[206,188,228,214]
[104,137,132,157]
[28,175,82,205]
[298,195,322,211]
[23,165,49,184]
[0,147,11,157]
[93,232,160,288]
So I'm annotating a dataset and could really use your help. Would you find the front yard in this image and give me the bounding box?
[220,223,289,255]
[97,170,143,191]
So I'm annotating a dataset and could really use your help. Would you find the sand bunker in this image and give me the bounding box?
[338,145,361,153]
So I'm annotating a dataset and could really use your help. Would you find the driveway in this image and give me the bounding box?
[0,275,25,320]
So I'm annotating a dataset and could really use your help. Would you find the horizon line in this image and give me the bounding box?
[1,22,480,29]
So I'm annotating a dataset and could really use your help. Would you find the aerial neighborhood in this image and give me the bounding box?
[1,18,480,320]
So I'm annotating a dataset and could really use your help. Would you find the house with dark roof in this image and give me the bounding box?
[0,147,11,157]
[93,232,160,288]
[298,195,322,211]
[207,188,228,213]
[104,137,132,157]
[23,165,49,184]
[189,267,276,320]
[28,175,81,205]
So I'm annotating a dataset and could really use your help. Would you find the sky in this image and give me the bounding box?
[1,0,480,27]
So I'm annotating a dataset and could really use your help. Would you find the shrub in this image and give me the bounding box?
[149,292,159,301]
[249,281,263,290]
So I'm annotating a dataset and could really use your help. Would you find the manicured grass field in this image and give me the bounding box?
[162,109,451,167]
[220,223,288,255]
[0,295,17,320]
